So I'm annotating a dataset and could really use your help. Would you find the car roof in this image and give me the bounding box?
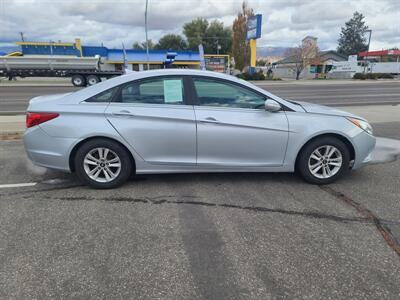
[61,69,299,111]
[121,68,239,83]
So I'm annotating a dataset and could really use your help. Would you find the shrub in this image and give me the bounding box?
[353,73,394,80]
[376,73,394,79]
[353,73,367,80]
[236,71,266,81]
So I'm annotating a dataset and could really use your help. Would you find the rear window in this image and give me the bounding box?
[85,86,118,103]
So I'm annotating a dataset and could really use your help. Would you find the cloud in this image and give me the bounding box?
[0,0,398,51]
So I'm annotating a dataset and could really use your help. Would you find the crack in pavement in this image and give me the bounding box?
[320,186,400,257]
[15,193,400,227]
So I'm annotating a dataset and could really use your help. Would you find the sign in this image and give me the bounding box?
[198,44,206,70]
[204,55,228,73]
[164,51,177,67]
[246,14,262,40]
[163,79,183,103]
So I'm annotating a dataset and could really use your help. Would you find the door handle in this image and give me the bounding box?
[199,117,220,124]
[112,110,135,117]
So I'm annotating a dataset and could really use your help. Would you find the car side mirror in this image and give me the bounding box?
[265,99,281,112]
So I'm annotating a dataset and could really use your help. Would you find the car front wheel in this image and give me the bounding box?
[74,139,133,189]
[297,137,350,184]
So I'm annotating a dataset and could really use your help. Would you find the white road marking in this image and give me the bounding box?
[0,182,37,189]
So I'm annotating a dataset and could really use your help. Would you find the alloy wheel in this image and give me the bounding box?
[308,145,343,179]
[83,147,121,183]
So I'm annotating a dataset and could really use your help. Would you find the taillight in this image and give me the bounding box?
[26,112,59,128]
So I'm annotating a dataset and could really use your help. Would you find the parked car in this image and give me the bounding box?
[24,69,376,188]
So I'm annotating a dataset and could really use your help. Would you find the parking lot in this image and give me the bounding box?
[0,81,400,298]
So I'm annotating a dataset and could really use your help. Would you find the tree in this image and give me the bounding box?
[232,1,254,71]
[337,12,369,56]
[132,39,155,50]
[183,18,209,50]
[183,18,232,54]
[204,20,232,54]
[154,34,187,50]
[284,42,321,80]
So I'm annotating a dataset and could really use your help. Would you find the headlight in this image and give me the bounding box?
[347,117,373,135]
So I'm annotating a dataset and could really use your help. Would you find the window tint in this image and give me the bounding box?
[193,78,265,109]
[85,87,117,103]
[118,77,185,105]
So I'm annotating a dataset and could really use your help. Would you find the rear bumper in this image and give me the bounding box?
[351,130,376,169]
[23,126,74,172]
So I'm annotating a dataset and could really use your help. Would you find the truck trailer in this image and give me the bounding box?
[0,55,123,86]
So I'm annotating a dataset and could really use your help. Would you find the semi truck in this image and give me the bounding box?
[329,60,400,78]
[0,55,124,86]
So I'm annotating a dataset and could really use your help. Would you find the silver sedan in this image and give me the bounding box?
[24,69,376,188]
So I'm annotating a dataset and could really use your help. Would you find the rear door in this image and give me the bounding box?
[105,76,196,166]
[191,76,289,167]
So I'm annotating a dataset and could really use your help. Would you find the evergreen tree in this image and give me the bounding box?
[337,12,369,56]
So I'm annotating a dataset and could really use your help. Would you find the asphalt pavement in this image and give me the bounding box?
[1,80,400,113]
[0,120,399,299]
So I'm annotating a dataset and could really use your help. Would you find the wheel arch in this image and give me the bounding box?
[69,136,136,172]
[295,133,355,169]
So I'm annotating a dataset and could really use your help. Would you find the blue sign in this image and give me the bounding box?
[246,14,262,40]
[164,51,177,68]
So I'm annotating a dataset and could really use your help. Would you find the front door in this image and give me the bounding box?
[192,77,289,167]
[105,76,196,166]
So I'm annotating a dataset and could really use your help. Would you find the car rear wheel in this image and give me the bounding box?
[297,137,350,184]
[71,75,86,87]
[74,139,133,188]
[86,75,100,86]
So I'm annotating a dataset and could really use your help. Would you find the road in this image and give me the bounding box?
[0,119,399,298]
[0,80,399,113]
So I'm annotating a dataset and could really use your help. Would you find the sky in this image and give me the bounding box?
[0,0,399,52]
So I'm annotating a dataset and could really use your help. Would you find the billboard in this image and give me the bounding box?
[204,55,229,73]
[246,14,262,40]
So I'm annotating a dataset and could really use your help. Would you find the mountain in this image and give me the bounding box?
[257,46,289,57]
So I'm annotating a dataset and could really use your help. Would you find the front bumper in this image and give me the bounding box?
[351,130,376,169]
[23,126,75,172]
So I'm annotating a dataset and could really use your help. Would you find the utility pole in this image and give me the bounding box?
[145,0,150,70]
[19,32,25,42]
[366,29,372,52]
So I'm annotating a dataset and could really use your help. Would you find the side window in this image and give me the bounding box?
[193,78,266,109]
[118,77,185,105]
[85,86,118,103]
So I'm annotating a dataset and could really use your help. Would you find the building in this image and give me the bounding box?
[14,38,230,73]
[358,49,400,62]
[16,39,200,71]
[272,37,347,79]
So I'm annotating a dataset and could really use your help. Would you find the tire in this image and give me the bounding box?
[74,138,133,189]
[296,136,350,185]
[86,75,100,86]
[71,75,86,87]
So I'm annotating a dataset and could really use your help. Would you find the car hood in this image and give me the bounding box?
[289,100,366,121]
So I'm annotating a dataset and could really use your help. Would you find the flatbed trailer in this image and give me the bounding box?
[0,55,124,86]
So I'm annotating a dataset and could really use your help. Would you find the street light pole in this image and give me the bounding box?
[145,0,150,70]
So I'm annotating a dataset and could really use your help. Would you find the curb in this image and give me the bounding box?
[0,131,24,140]
[0,111,25,116]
